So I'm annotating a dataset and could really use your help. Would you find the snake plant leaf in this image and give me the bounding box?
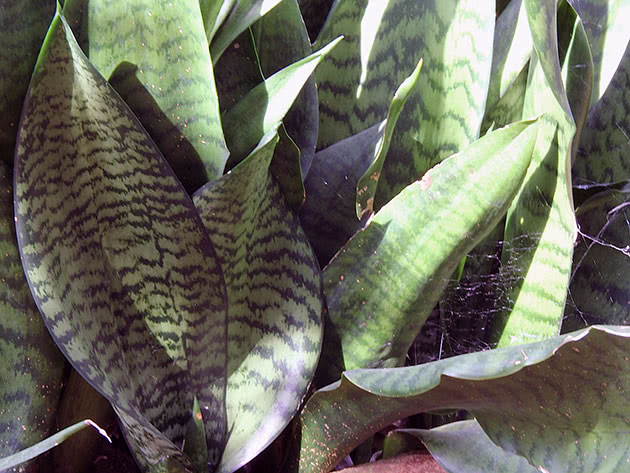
[404,421,539,473]
[209,0,285,62]
[222,36,342,169]
[297,0,335,41]
[317,120,538,384]
[563,190,630,332]
[491,0,589,347]
[65,0,229,193]
[0,420,110,472]
[290,325,630,473]
[0,1,55,164]
[253,0,318,180]
[572,36,630,187]
[14,9,228,470]
[314,0,494,208]
[485,0,532,113]
[299,59,422,266]
[567,0,630,106]
[0,161,66,471]
[193,126,323,473]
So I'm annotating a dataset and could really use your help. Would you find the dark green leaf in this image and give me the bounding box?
[14,10,227,470]
[0,0,55,164]
[193,126,324,473]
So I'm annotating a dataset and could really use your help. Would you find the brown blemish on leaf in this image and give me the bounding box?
[370,172,380,182]
[359,198,374,218]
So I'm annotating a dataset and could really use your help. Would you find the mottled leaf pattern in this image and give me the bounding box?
[314,0,494,207]
[14,10,227,470]
[0,0,54,164]
[0,160,66,471]
[491,0,588,347]
[193,127,323,473]
[291,325,630,473]
[66,0,229,193]
[318,121,537,383]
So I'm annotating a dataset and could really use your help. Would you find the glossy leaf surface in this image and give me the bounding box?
[318,120,537,383]
[14,10,227,470]
[291,325,630,473]
[193,127,323,473]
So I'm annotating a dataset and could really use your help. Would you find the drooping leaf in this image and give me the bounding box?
[491,0,590,347]
[0,0,55,164]
[0,160,66,471]
[209,0,285,62]
[314,0,495,208]
[404,421,539,473]
[317,120,538,384]
[290,325,630,473]
[65,0,229,193]
[563,189,630,331]
[193,126,323,473]
[0,420,110,472]
[14,9,227,470]
[222,36,342,168]
[300,59,422,266]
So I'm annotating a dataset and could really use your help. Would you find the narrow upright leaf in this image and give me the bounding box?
[193,127,323,473]
[491,0,590,347]
[318,120,537,383]
[66,0,229,192]
[314,0,494,207]
[14,9,227,470]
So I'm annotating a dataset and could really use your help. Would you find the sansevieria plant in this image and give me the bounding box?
[2,1,630,473]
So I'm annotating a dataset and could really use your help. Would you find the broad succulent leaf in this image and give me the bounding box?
[300,59,422,266]
[290,325,630,473]
[0,160,66,470]
[317,120,538,384]
[491,0,589,347]
[14,9,228,470]
[405,421,539,473]
[0,0,55,164]
[65,0,229,193]
[314,0,494,208]
[193,126,324,473]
